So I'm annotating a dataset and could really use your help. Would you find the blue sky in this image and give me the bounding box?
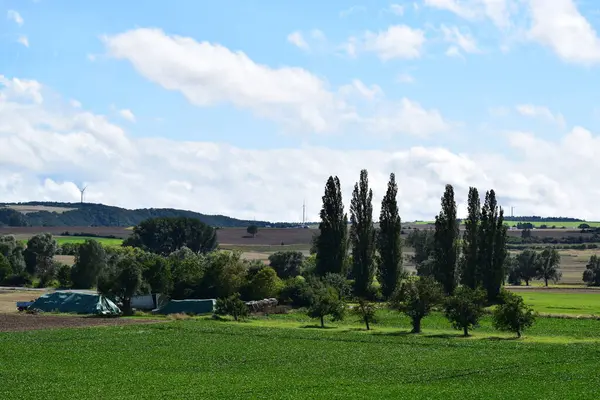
[2,0,600,221]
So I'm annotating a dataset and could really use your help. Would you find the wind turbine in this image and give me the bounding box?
[79,185,87,204]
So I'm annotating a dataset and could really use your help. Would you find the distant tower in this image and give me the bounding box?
[511,206,515,218]
[79,185,87,204]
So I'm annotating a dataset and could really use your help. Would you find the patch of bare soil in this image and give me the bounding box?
[0,313,162,332]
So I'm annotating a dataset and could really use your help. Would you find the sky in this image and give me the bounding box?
[1,0,600,222]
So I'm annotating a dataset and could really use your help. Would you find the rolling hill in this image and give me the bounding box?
[0,202,299,228]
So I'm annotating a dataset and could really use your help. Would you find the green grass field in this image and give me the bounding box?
[508,290,600,316]
[52,236,124,246]
[1,311,600,399]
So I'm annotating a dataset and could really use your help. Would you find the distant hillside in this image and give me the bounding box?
[0,202,297,228]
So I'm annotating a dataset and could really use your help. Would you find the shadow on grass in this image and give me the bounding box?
[300,324,337,330]
[482,336,520,341]
[372,330,415,337]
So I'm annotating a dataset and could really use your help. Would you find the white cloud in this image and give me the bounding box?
[2,75,600,220]
[396,73,415,84]
[515,104,566,127]
[423,0,514,29]
[356,25,426,60]
[118,109,136,122]
[102,28,446,136]
[3,75,600,220]
[17,36,29,48]
[70,99,82,108]
[340,5,366,18]
[441,25,480,55]
[389,4,405,15]
[7,10,24,26]
[287,31,309,50]
[527,0,600,65]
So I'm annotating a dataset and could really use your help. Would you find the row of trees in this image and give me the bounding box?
[507,248,562,286]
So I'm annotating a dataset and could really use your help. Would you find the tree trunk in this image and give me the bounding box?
[122,298,132,316]
[525,279,530,286]
[320,315,324,328]
[365,317,370,331]
[411,317,421,333]
[463,326,469,337]
[234,312,238,322]
[545,278,548,287]
[517,329,521,338]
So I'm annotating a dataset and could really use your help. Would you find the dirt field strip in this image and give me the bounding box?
[0,313,163,332]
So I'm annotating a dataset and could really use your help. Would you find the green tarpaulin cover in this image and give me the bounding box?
[28,291,121,316]
[155,299,215,315]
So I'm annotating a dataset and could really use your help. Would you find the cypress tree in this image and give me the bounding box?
[315,176,348,276]
[461,187,481,289]
[350,169,376,297]
[377,173,403,299]
[433,184,459,295]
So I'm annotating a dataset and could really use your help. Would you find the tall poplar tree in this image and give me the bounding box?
[461,187,481,289]
[377,173,403,299]
[350,169,376,297]
[433,184,459,295]
[478,189,507,302]
[315,176,348,276]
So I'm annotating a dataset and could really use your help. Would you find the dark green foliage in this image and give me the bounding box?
[279,276,315,307]
[349,169,376,297]
[0,235,26,275]
[536,247,561,286]
[197,251,247,299]
[443,286,486,336]
[405,229,435,267]
[478,190,507,302]
[168,247,206,299]
[56,263,72,288]
[142,254,173,294]
[268,251,304,279]
[0,253,12,283]
[493,290,536,338]
[246,225,258,237]
[214,293,249,321]
[315,176,348,276]
[243,267,283,300]
[389,276,444,333]
[513,250,538,286]
[583,255,600,286]
[352,298,378,330]
[323,272,352,300]
[377,173,403,299]
[307,285,346,328]
[433,184,459,295]
[71,239,106,289]
[98,256,143,315]
[0,201,282,228]
[26,233,58,287]
[123,216,217,255]
[461,187,480,289]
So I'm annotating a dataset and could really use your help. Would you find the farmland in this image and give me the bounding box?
[1,311,600,399]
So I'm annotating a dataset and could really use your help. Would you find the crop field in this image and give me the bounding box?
[3,205,77,214]
[1,311,599,399]
[52,236,124,246]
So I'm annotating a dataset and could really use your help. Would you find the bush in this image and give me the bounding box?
[279,276,315,308]
[56,263,72,288]
[492,290,536,338]
[242,267,283,300]
[214,293,249,321]
[443,286,486,336]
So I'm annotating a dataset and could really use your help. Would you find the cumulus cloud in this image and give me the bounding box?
[118,109,136,122]
[7,10,24,26]
[287,31,309,50]
[527,0,600,65]
[1,74,598,221]
[102,28,447,137]
[346,25,426,60]
[515,104,566,127]
[423,0,514,29]
[441,25,480,55]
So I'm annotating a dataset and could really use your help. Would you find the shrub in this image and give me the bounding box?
[55,263,72,288]
[214,293,249,321]
[492,290,536,338]
[279,276,314,307]
[443,286,486,336]
[243,267,283,300]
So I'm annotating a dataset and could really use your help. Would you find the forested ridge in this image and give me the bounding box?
[0,201,297,228]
